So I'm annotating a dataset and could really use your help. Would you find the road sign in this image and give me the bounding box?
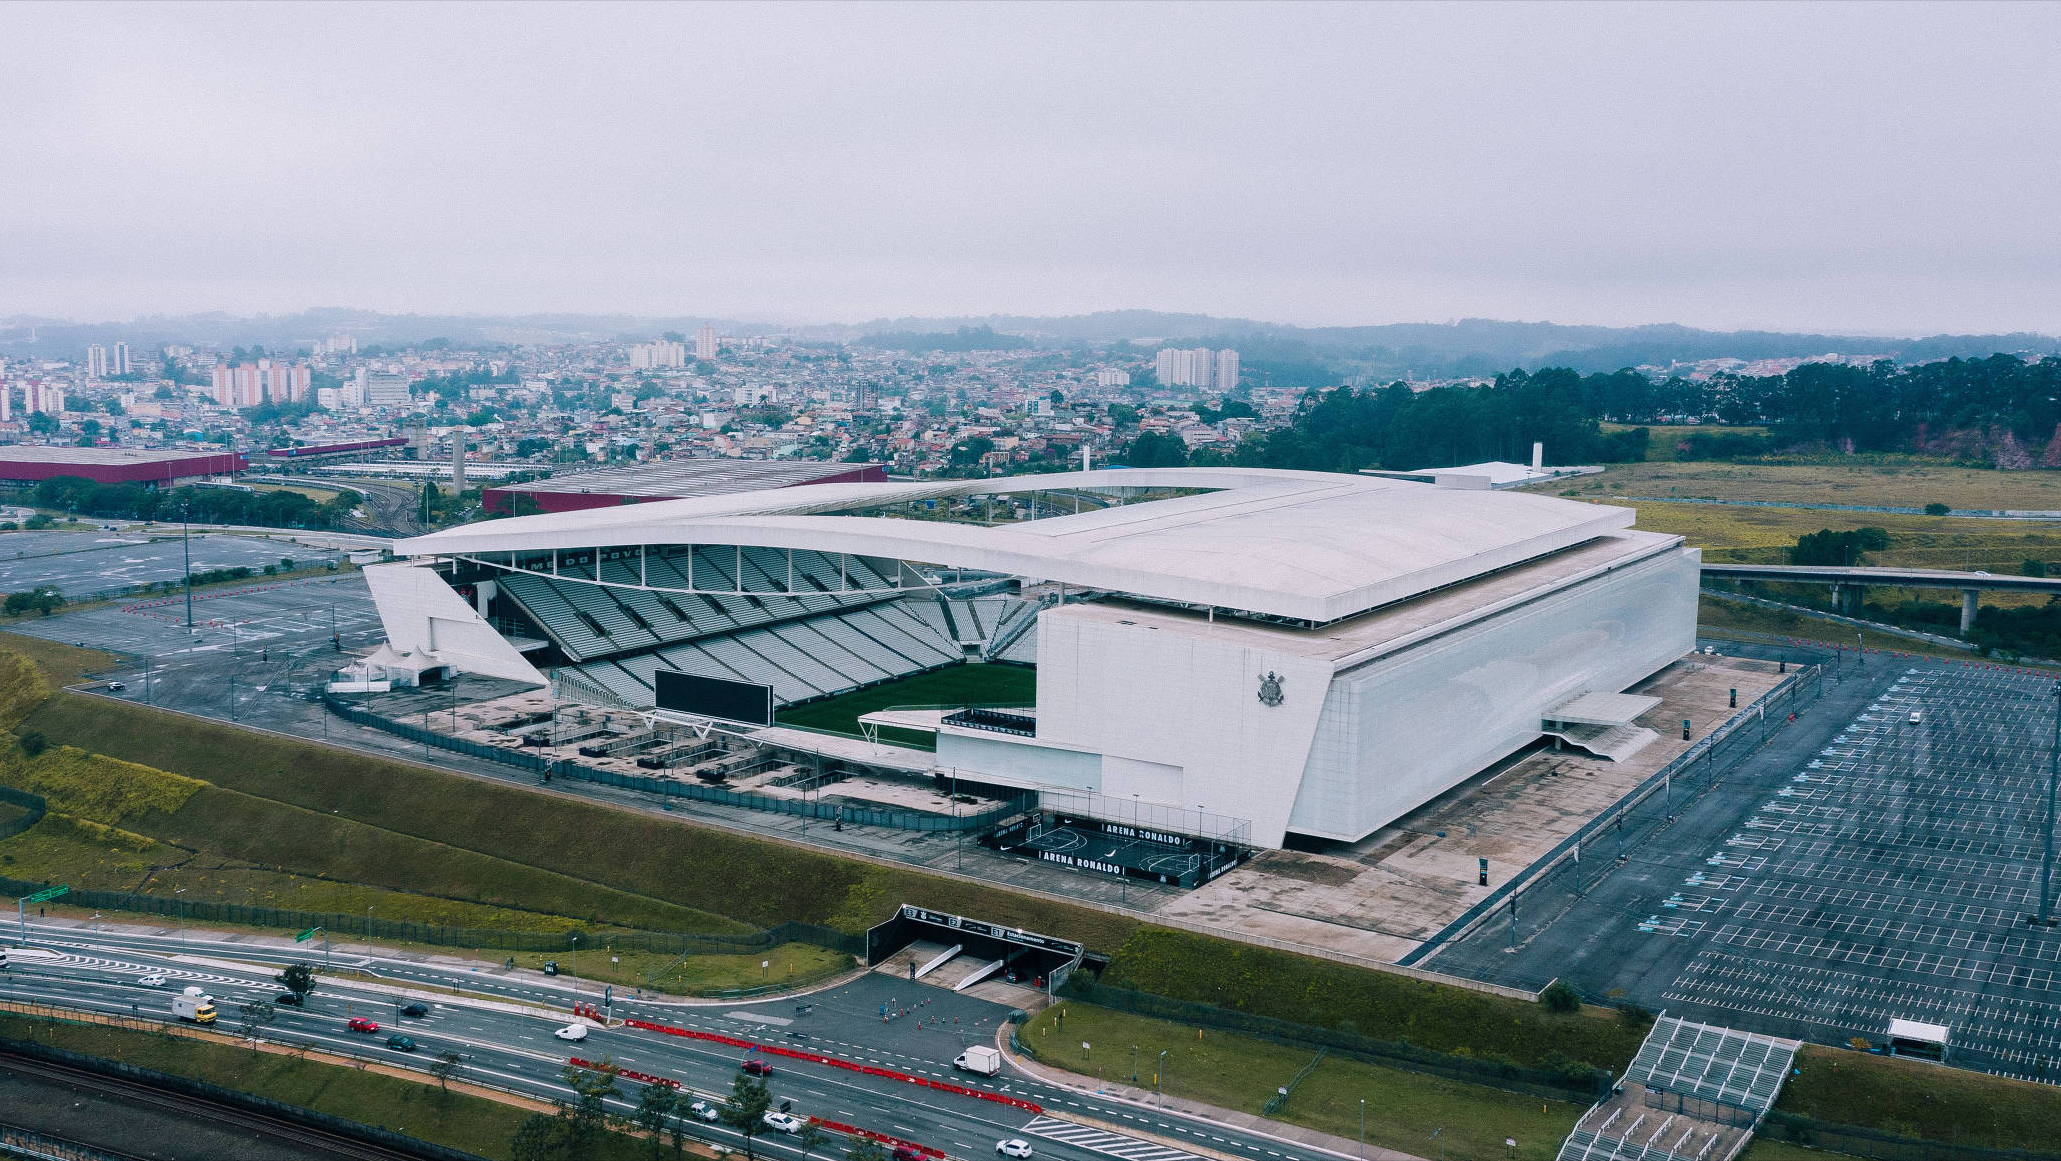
[604,985,613,1007]
[23,885,67,904]
[295,928,318,943]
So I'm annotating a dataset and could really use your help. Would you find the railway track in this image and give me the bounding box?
[0,1046,468,1161]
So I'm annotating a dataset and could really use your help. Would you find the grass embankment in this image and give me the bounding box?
[1561,459,2061,512]
[1099,929,1644,1070]
[1021,1003,1581,1161]
[778,664,1038,750]
[0,1013,651,1161]
[1772,1045,2061,1152]
[1695,594,1982,658]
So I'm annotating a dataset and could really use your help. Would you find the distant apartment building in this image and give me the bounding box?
[210,360,310,408]
[1095,368,1131,388]
[113,341,130,376]
[630,340,687,370]
[1154,346,1239,390]
[734,384,777,405]
[695,324,719,361]
[21,381,64,415]
[85,345,106,378]
[1215,348,1239,393]
[363,373,412,408]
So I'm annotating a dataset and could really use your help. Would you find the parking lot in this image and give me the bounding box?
[0,530,343,599]
[1432,657,2061,1082]
[7,572,380,659]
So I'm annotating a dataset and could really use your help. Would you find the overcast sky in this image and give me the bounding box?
[2,1,2056,334]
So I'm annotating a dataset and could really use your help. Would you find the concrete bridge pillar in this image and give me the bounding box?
[1833,584,1865,616]
[1962,589,1979,635]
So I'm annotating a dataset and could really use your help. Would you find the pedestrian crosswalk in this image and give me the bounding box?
[1021,1116,1206,1161]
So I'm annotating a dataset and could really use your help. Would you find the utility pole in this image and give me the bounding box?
[181,503,194,628]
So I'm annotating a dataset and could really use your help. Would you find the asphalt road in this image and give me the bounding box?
[1,922,1351,1161]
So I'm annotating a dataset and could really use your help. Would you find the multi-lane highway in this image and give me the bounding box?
[1,922,1357,1161]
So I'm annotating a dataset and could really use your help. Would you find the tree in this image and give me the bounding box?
[276,961,317,1001]
[1540,979,1582,1014]
[1123,430,1189,468]
[429,1050,464,1095]
[237,999,275,1043]
[559,1058,620,1153]
[796,1120,831,1160]
[4,586,65,617]
[632,1082,679,1159]
[26,412,57,435]
[846,1138,891,1161]
[719,1068,774,1159]
[510,1111,569,1161]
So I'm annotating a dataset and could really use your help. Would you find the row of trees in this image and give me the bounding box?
[20,476,361,530]
[512,1059,890,1161]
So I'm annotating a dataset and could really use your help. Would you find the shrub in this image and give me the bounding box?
[1924,502,1951,516]
[1540,980,1582,1014]
[18,731,47,757]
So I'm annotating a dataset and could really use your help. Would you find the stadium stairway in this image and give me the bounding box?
[1553,1015,1798,1161]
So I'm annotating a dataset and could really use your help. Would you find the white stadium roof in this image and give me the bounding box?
[396,467,1641,624]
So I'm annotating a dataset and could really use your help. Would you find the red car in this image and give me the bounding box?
[347,1018,380,1034]
[741,1059,773,1077]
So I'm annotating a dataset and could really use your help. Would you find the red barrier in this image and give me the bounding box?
[809,1117,943,1158]
[569,1055,680,1088]
[622,1019,1042,1113]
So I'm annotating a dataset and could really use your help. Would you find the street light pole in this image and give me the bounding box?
[1360,1099,1366,1158]
[181,504,193,629]
[174,887,186,943]
[1157,1050,1167,1100]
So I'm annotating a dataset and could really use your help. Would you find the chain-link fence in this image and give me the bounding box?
[327,697,1035,833]
[0,784,44,841]
[0,1032,491,1161]
[1758,1111,2061,1161]
[1057,976,1610,1104]
[1400,664,1827,969]
[0,870,863,960]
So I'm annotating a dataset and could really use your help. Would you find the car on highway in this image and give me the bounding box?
[137,974,166,988]
[996,1141,1034,1158]
[347,1018,380,1034]
[275,992,303,1007]
[894,1147,928,1161]
[553,1023,588,1042]
[386,1035,417,1052]
[105,681,125,691]
[740,1058,773,1077]
[689,1100,721,1123]
[401,1003,430,1018]
[762,1112,803,1134]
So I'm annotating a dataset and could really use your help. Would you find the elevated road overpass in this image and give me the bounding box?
[1700,563,2061,633]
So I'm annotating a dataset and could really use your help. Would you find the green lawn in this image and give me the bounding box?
[0,1013,652,1161]
[1020,1003,1583,1161]
[1772,1045,2061,1151]
[777,664,1037,750]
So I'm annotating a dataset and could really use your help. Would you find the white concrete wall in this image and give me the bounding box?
[935,730,1101,791]
[1285,544,1700,841]
[363,563,547,686]
[1034,606,1335,847]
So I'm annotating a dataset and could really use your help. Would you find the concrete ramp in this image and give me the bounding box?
[914,944,963,980]
[873,939,955,978]
[952,958,1006,992]
[1544,721,1660,762]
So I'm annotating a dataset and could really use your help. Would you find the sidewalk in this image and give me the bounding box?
[997,1028,1426,1161]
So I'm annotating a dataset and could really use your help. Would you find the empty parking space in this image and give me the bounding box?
[9,572,380,657]
[0,530,342,598]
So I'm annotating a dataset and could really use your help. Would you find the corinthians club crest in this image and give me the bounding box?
[1257,671,1285,707]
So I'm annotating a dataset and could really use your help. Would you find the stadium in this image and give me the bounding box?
[366,466,1699,850]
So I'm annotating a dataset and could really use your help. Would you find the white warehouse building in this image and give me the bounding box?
[367,467,1698,849]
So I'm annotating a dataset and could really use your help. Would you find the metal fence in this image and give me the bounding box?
[1056,977,1610,1104]
[1758,1112,2061,1161]
[326,697,1036,833]
[0,870,863,961]
[0,785,44,842]
[1399,664,1827,969]
[0,1033,491,1161]
[0,1122,141,1161]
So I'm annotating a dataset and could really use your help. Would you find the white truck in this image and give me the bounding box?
[954,1045,1002,1076]
[171,986,217,1025]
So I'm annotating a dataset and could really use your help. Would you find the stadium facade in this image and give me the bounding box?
[369,467,1698,848]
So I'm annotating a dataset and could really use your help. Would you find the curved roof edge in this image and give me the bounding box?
[398,467,1641,623]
